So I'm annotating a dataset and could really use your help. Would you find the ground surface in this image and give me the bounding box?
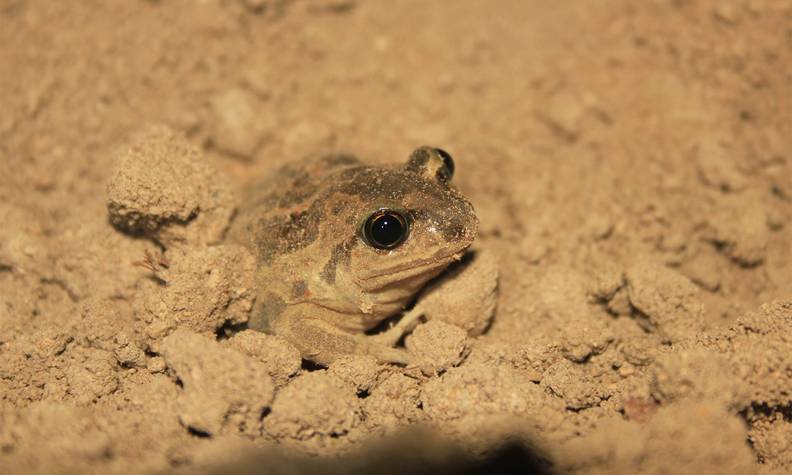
[2,0,792,474]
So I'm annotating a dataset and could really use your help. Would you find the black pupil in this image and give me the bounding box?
[367,212,406,248]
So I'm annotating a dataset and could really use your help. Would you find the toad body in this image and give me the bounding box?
[228,147,478,366]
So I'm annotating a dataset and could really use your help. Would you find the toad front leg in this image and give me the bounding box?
[271,308,418,367]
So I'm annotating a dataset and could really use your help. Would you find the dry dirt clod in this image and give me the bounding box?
[222,330,302,388]
[262,371,364,454]
[0,403,115,473]
[625,258,705,343]
[160,329,275,437]
[64,347,120,406]
[327,354,383,394]
[206,88,271,160]
[79,298,145,368]
[649,348,746,410]
[538,91,587,142]
[749,416,792,472]
[542,359,611,411]
[136,245,257,347]
[405,320,470,374]
[678,246,723,292]
[106,125,234,246]
[533,266,615,362]
[414,249,499,337]
[363,372,423,434]
[694,136,749,192]
[555,402,756,475]
[699,301,792,409]
[704,195,769,267]
[420,361,561,424]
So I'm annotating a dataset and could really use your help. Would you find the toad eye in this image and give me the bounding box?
[362,209,409,249]
[433,148,455,180]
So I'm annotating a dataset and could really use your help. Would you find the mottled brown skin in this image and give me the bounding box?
[228,148,478,366]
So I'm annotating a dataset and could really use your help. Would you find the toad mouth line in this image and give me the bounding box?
[357,248,467,283]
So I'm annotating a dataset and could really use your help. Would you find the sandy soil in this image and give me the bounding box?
[2,0,792,474]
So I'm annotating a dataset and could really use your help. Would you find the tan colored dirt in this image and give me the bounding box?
[1,1,792,474]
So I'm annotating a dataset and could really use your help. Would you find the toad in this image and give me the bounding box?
[228,147,478,366]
